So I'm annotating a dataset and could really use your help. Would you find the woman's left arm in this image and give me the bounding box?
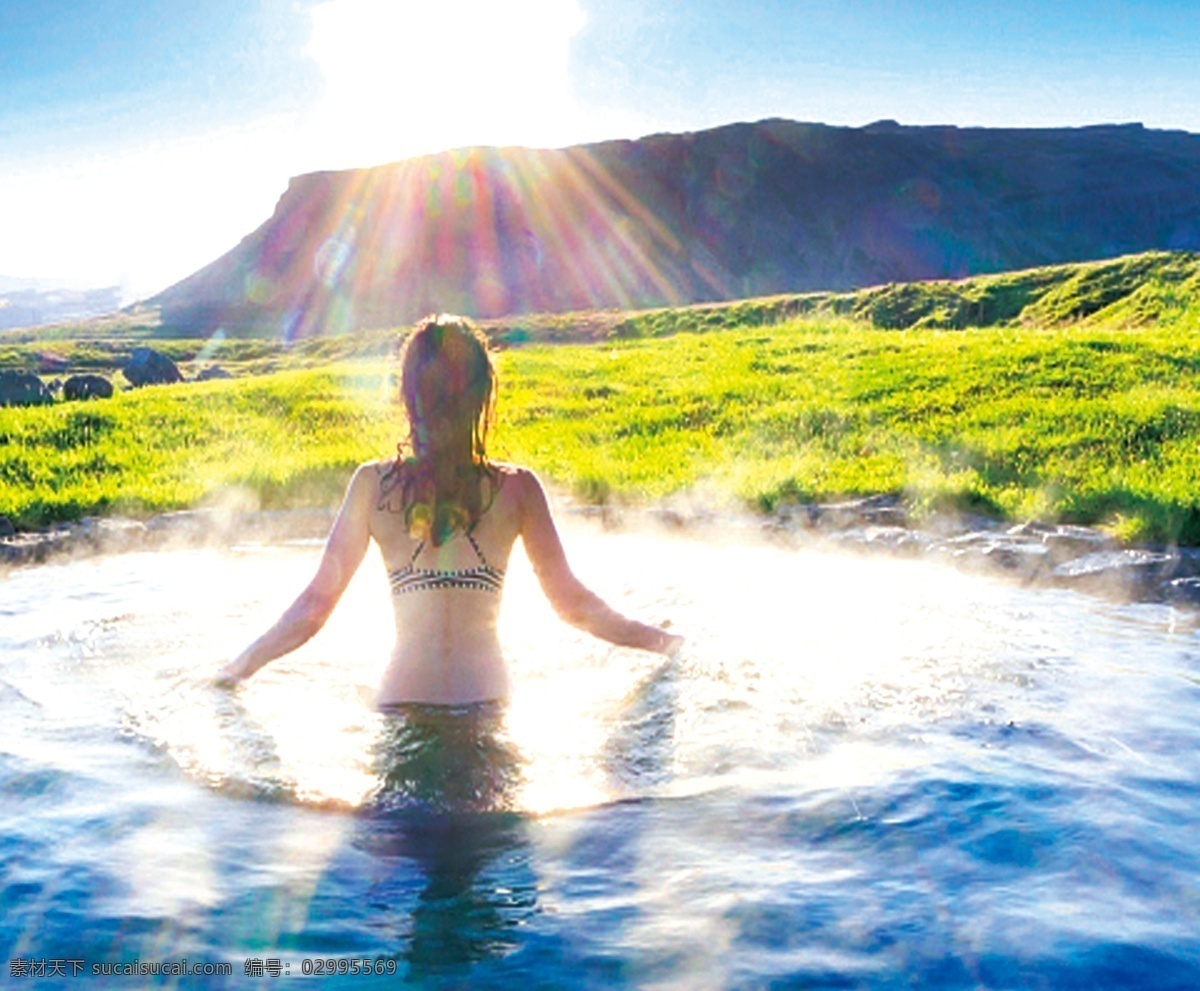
[216,465,375,686]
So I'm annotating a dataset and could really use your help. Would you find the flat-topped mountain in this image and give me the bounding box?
[152,119,1200,336]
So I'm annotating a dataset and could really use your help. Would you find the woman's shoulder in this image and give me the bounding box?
[360,457,406,475]
[344,459,405,506]
[487,464,554,528]
[489,461,540,493]
[347,459,395,487]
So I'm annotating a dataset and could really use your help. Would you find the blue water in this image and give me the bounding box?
[2,524,1199,988]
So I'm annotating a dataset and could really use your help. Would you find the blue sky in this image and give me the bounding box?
[2,0,1198,299]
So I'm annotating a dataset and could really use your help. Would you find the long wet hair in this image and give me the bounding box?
[382,314,499,545]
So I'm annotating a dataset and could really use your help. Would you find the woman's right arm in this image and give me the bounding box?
[518,469,682,655]
[216,464,374,686]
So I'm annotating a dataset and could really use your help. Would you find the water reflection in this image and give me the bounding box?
[353,705,536,978]
[204,686,295,803]
[368,703,524,814]
[601,655,680,791]
[354,810,537,979]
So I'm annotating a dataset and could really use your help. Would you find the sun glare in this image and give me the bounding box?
[0,0,600,300]
[303,0,590,168]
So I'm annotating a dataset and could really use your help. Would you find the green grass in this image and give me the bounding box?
[0,328,399,387]
[494,319,1200,544]
[7,313,1200,544]
[0,368,399,526]
[6,250,1200,543]
[479,250,1200,342]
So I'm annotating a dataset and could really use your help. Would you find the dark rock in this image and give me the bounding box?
[62,373,114,401]
[931,532,1052,578]
[1053,548,1176,578]
[836,525,931,555]
[0,369,52,407]
[76,516,146,551]
[1172,548,1200,579]
[0,517,147,561]
[0,524,78,564]
[195,365,233,381]
[13,513,214,563]
[0,508,341,566]
[803,494,907,530]
[1007,521,1116,565]
[1041,526,1115,563]
[122,347,182,387]
[1051,548,1179,598]
[0,516,14,538]
[0,536,41,565]
[1161,577,1200,605]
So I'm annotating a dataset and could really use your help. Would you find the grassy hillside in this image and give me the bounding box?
[485,249,1200,342]
[6,250,1200,365]
[500,319,1200,544]
[4,250,1200,543]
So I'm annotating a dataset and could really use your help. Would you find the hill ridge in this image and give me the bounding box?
[149,117,1200,336]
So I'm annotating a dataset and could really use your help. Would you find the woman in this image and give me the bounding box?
[218,313,682,705]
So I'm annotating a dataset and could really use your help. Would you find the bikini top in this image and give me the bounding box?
[388,529,506,596]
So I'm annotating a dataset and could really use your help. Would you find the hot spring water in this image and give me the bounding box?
[2,521,1198,988]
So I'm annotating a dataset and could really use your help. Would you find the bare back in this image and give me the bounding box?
[366,462,523,705]
[219,459,677,701]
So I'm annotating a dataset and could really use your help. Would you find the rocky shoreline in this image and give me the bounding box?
[0,508,337,566]
[5,494,1200,607]
[631,494,1200,607]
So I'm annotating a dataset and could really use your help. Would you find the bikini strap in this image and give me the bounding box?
[465,530,489,566]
